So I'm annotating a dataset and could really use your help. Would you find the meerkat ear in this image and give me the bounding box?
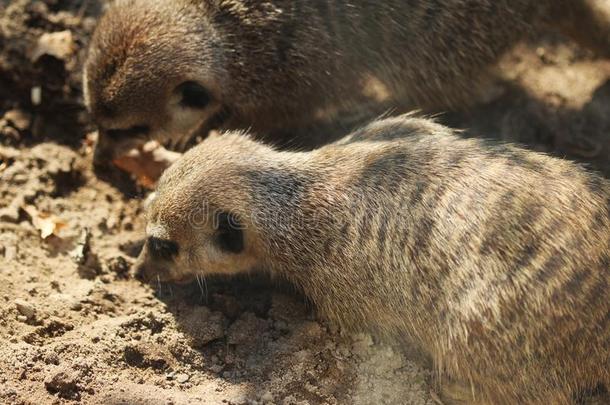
[214,212,244,254]
[176,81,211,109]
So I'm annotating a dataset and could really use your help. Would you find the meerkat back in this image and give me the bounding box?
[84,0,610,164]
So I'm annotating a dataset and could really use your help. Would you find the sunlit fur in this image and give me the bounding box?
[85,0,610,159]
[136,115,610,404]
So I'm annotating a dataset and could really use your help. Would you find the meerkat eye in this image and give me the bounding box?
[148,237,179,260]
[176,81,211,109]
[214,212,244,254]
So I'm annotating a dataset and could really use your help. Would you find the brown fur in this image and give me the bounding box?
[135,115,610,404]
[85,0,610,163]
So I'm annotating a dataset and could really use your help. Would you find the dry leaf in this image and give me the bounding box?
[113,141,182,188]
[23,205,67,240]
[31,30,76,62]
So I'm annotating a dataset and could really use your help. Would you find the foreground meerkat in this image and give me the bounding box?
[84,0,610,166]
[134,115,609,404]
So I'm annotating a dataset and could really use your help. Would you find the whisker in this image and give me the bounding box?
[201,273,209,304]
[156,275,162,295]
[195,274,204,299]
[176,133,189,152]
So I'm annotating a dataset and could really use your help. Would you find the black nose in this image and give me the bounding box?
[92,159,113,176]
[92,157,122,183]
[93,141,113,165]
[133,247,157,283]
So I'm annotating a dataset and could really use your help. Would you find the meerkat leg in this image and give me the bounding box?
[556,0,610,57]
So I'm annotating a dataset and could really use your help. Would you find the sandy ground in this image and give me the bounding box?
[1,1,609,404]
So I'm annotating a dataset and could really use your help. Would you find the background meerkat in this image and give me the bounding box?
[134,115,610,404]
[84,0,610,168]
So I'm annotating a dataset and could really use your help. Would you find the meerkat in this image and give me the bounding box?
[134,115,609,404]
[84,0,610,167]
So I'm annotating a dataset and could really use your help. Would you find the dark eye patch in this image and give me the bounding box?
[177,81,211,109]
[148,237,179,260]
[215,212,244,254]
[105,125,150,140]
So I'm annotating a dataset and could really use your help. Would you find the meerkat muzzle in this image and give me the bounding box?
[92,132,115,167]
[132,250,154,283]
[133,252,178,284]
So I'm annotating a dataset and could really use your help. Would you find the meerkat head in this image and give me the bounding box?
[135,204,253,284]
[84,0,229,167]
[133,133,272,284]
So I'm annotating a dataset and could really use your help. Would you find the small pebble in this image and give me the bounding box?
[44,370,80,399]
[14,299,36,319]
[260,391,274,402]
[3,109,32,131]
[107,256,130,275]
[44,353,60,365]
[176,373,190,384]
[31,87,42,106]
[4,245,17,261]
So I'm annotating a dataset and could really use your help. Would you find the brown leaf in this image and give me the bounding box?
[23,205,68,240]
[112,141,182,189]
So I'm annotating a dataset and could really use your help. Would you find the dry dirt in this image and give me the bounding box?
[1,1,609,404]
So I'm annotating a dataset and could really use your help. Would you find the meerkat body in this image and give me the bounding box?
[85,0,610,163]
[135,115,610,404]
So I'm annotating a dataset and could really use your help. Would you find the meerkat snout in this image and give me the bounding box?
[135,197,253,284]
[134,236,179,283]
[88,77,226,165]
[83,0,229,164]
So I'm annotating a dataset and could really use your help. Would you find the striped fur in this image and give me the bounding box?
[85,0,610,160]
[137,115,610,404]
